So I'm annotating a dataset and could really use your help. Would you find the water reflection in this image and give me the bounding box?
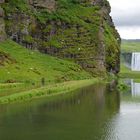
[1,82,140,140]
[131,53,140,71]
[0,83,120,140]
[131,80,140,96]
[123,79,140,97]
[105,79,140,140]
[112,102,140,140]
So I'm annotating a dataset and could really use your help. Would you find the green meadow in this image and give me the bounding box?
[0,40,92,83]
[0,40,99,104]
[121,40,140,52]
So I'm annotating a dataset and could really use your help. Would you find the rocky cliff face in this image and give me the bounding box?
[1,0,121,75]
[0,0,6,41]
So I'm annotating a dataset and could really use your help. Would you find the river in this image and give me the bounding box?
[0,82,140,140]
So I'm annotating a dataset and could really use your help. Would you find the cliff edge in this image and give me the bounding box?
[1,0,121,76]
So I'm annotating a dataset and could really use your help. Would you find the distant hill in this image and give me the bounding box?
[122,39,140,42]
[121,39,140,52]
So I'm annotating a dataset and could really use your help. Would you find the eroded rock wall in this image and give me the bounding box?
[1,0,121,75]
[0,0,6,41]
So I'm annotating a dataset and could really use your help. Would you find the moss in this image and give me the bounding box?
[24,35,34,43]
[104,22,120,72]
[2,0,30,14]
[48,39,61,48]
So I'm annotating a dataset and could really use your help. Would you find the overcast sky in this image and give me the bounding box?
[108,0,140,39]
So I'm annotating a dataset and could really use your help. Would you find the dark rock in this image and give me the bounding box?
[0,0,6,41]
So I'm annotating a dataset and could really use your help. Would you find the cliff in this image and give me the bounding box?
[0,0,121,76]
[0,0,6,41]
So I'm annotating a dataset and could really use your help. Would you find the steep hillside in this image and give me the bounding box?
[0,0,120,76]
[0,40,92,83]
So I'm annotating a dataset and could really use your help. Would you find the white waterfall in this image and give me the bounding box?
[131,52,140,71]
[131,80,140,96]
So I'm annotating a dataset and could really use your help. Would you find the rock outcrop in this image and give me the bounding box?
[0,0,6,41]
[29,0,56,11]
[1,0,121,75]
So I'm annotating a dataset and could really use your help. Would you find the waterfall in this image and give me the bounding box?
[131,53,140,71]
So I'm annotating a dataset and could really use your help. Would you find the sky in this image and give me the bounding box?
[108,0,140,39]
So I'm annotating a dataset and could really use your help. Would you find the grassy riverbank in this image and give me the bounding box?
[0,79,100,104]
[0,40,113,105]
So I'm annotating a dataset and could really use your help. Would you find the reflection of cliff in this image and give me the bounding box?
[0,83,120,140]
[1,0,120,75]
[37,84,120,114]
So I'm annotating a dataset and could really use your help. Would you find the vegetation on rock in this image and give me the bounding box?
[0,40,92,83]
[1,0,120,75]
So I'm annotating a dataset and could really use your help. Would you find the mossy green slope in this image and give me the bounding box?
[0,40,92,83]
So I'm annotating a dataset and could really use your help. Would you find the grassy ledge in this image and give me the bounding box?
[0,79,100,104]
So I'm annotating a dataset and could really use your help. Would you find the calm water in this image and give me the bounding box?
[0,83,140,140]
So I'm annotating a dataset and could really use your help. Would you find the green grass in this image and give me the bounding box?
[0,79,100,104]
[0,40,92,83]
[0,83,23,89]
[0,40,98,104]
[121,40,140,52]
[0,82,42,97]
